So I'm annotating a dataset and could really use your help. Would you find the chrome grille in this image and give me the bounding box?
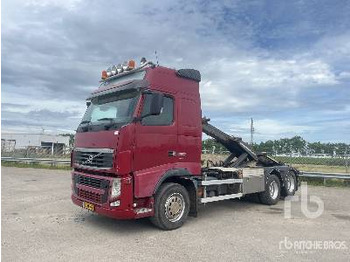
[73,148,113,169]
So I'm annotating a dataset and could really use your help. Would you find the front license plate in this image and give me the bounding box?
[83,202,95,211]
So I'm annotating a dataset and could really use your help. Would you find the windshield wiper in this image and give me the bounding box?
[97,118,115,121]
[79,120,91,132]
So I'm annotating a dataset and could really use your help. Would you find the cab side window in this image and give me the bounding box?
[141,95,174,126]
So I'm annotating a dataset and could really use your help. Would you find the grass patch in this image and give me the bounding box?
[274,156,349,166]
[1,161,71,171]
[290,164,348,173]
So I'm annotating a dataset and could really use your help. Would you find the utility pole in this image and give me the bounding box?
[250,118,254,145]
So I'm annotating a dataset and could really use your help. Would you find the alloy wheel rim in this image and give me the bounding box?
[164,193,185,222]
[286,174,295,193]
[269,180,279,199]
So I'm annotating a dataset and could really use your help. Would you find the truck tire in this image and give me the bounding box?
[259,174,281,205]
[281,171,297,197]
[150,182,190,230]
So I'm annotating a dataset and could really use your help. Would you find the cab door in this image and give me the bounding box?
[133,93,177,172]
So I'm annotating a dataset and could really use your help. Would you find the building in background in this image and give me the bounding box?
[1,132,70,155]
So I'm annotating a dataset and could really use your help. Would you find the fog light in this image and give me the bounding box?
[110,200,120,207]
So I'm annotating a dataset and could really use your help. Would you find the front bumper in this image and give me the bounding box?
[71,194,136,219]
[71,171,154,220]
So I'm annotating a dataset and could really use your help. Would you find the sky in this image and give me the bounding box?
[2,0,350,143]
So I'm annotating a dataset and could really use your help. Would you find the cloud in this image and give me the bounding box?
[2,0,350,143]
[200,57,338,112]
[230,118,316,139]
[2,108,81,133]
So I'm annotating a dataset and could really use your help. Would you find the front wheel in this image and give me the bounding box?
[259,174,281,205]
[150,183,190,230]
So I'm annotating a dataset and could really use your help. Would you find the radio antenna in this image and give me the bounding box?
[155,50,159,66]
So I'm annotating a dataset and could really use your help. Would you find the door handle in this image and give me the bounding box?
[168,151,176,157]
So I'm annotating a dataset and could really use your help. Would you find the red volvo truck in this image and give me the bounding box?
[71,59,299,230]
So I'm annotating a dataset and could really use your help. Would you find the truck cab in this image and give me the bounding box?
[72,61,202,221]
[71,59,298,230]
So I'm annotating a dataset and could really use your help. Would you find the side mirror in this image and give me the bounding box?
[149,93,164,116]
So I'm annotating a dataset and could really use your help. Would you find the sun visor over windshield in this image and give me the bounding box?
[88,79,149,100]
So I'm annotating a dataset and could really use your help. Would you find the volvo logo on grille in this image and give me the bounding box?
[74,148,114,169]
[86,155,94,164]
[82,152,102,165]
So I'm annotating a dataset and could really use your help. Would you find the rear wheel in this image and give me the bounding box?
[281,171,297,197]
[150,183,190,230]
[259,174,281,205]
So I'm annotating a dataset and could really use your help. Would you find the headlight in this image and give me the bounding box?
[111,178,121,197]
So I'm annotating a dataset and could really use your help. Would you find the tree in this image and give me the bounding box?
[207,135,350,156]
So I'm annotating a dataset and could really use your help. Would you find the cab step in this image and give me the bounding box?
[200,178,243,186]
[200,193,243,204]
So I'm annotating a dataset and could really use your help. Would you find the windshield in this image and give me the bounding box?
[99,70,146,87]
[78,89,139,132]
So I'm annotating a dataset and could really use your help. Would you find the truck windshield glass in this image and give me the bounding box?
[100,70,146,87]
[79,89,139,130]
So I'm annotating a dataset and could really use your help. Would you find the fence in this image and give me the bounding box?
[1,146,71,159]
[1,157,70,166]
[1,156,349,187]
[202,148,350,174]
[2,145,350,174]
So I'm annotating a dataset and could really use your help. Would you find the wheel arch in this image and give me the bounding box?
[267,166,298,192]
[153,168,198,217]
[267,168,283,186]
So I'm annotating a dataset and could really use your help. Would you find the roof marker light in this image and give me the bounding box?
[122,60,136,71]
[128,60,136,70]
[101,70,107,79]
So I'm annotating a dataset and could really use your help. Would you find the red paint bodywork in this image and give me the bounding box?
[71,66,202,219]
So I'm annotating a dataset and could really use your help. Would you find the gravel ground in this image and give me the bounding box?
[2,167,350,262]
